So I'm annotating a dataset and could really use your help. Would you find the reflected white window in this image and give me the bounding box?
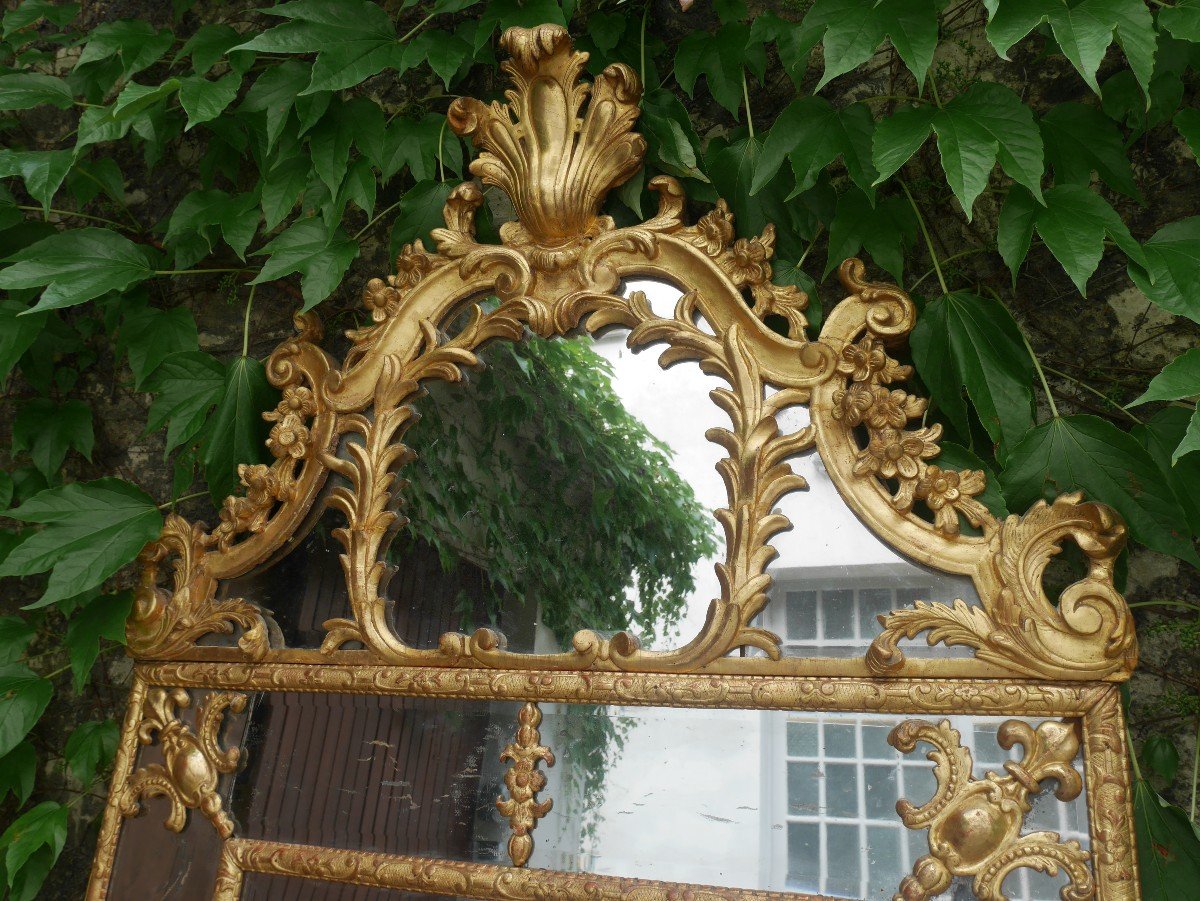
[764,714,1091,900]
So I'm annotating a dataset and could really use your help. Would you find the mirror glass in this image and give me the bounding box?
[389,280,726,654]
[226,694,1088,901]
[766,405,982,659]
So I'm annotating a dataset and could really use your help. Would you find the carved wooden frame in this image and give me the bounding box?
[88,24,1141,901]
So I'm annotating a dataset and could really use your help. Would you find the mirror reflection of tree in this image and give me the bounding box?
[394,321,720,852]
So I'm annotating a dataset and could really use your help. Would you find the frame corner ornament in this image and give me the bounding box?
[888,717,1094,901]
[117,687,247,839]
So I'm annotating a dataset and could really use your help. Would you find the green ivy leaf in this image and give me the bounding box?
[178,72,240,130]
[0,298,45,384]
[1001,414,1199,565]
[261,155,311,228]
[984,0,1156,99]
[1130,347,1200,408]
[872,83,1044,218]
[239,60,311,155]
[0,618,35,666]
[1159,0,1200,42]
[75,20,174,81]
[708,135,804,259]
[251,218,358,309]
[164,189,260,269]
[1128,348,1200,463]
[0,149,74,214]
[1129,216,1200,324]
[308,102,357,196]
[674,23,765,118]
[1177,109,1200,165]
[390,179,455,256]
[178,23,248,75]
[1135,408,1200,532]
[2,1,79,39]
[404,29,471,89]
[112,78,180,121]
[1039,102,1139,198]
[912,292,1034,462]
[64,719,117,783]
[997,184,1039,286]
[0,479,163,608]
[1134,780,1200,898]
[586,10,625,51]
[234,0,404,95]
[805,0,940,89]
[1143,734,1180,784]
[11,398,93,480]
[200,356,278,502]
[0,742,36,807]
[0,665,52,758]
[65,592,132,693]
[640,89,708,183]
[824,187,915,283]
[752,96,876,199]
[0,228,153,312]
[0,74,73,111]
[118,304,199,388]
[146,351,227,455]
[0,801,67,895]
[1030,184,1147,294]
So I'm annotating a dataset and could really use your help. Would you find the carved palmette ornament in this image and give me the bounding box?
[889,718,1094,901]
[117,687,246,838]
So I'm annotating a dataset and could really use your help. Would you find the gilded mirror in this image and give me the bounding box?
[88,24,1140,901]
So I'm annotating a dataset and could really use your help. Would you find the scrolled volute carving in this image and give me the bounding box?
[118,687,246,838]
[889,717,1094,901]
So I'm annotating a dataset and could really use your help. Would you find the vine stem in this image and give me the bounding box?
[639,0,649,89]
[17,206,134,231]
[1042,365,1141,424]
[1127,727,1144,782]
[158,490,209,511]
[899,179,947,295]
[437,116,447,182]
[398,12,435,43]
[242,282,257,358]
[354,198,406,241]
[154,267,252,276]
[1020,328,1059,418]
[741,71,754,139]
[1191,714,1199,822]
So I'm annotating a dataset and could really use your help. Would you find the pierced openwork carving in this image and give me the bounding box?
[889,718,1093,901]
[90,21,1142,901]
[117,687,246,838]
[496,701,555,867]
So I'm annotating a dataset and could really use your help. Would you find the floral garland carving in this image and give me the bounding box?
[127,313,333,659]
[117,687,246,838]
[496,702,555,867]
[889,718,1094,901]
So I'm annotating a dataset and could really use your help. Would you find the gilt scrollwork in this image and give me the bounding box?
[889,718,1094,901]
[117,687,246,838]
[496,701,555,867]
[127,311,335,659]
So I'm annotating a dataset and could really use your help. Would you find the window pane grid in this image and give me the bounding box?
[781,713,1091,900]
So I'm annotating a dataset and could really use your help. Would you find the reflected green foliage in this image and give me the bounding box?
[402,333,719,645]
